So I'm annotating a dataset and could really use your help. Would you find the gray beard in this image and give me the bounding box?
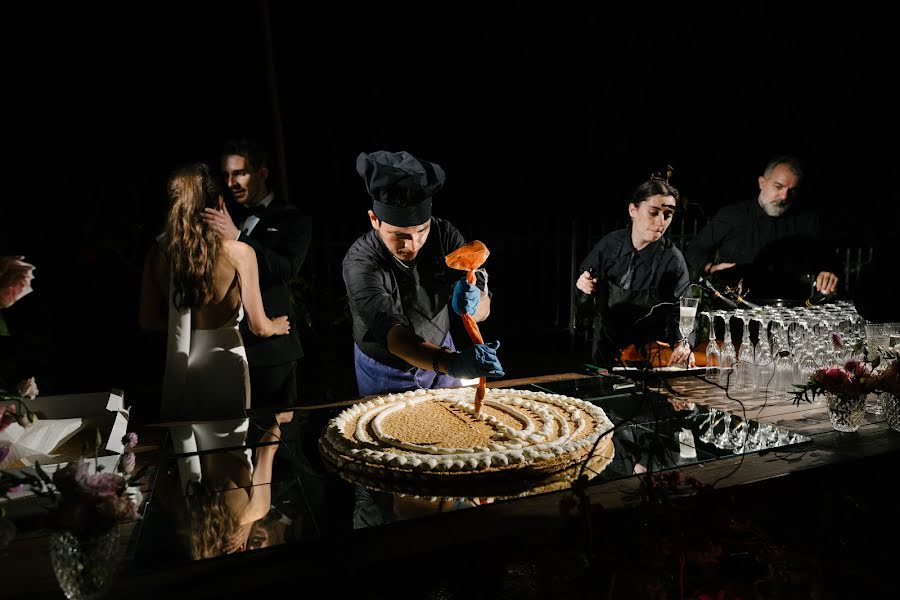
[760,201,788,217]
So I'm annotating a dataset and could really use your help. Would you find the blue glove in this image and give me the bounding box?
[447,341,504,379]
[451,278,481,316]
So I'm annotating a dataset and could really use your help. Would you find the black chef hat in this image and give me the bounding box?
[356,150,446,226]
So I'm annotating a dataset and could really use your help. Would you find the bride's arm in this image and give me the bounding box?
[238,414,290,526]
[223,240,290,338]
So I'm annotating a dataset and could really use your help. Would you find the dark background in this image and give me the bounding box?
[1,4,894,406]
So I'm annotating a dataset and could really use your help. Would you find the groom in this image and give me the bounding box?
[203,138,312,409]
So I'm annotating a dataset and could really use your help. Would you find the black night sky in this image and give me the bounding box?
[1,4,895,404]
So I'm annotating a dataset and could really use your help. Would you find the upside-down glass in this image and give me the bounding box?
[865,323,890,415]
[705,311,720,377]
[678,297,700,368]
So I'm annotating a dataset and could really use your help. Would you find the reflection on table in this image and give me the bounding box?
[134,410,343,571]
[130,374,811,573]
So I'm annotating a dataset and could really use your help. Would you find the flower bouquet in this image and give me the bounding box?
[790,358,879,406]
[791,356,880,432]
[1,432,143,530]
[1,432,144,598]
[792,341,900,432]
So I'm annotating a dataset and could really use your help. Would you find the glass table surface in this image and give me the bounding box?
[131,375,811,572]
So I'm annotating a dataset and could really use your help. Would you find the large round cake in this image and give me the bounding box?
[319,387,615,499]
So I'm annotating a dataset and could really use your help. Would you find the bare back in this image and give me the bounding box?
[148,243,242,330]
[146,238,284,339]
[191,255,242,330]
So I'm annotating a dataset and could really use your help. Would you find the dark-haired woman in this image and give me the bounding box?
[576,178,694,368]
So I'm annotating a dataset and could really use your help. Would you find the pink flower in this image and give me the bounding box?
[53,460,125,499]
[843,358,871,377]
[48,459,137,534]
[0,257,35,309]
[806,359,881,397]
[16,377,38,400]
[121,451,135,474]
[813,367,850,393]
[831,331,844,349]
[122,432,138,449]
[76,469,126,499]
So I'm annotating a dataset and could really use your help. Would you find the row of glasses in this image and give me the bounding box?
[697,407,809,453]
[682,300,889,409]
[701,301,868,398]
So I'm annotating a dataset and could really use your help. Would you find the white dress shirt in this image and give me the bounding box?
[238,192,275,238]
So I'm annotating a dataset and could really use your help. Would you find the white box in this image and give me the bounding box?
[1,390,128,471]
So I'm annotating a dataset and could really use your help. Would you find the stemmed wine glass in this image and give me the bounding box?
[678,297,700,368]
[705,311,720,378]
[735,312,757,391]
[719,316,736,386]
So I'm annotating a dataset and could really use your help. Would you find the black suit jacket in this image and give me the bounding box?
[236,197,312,367]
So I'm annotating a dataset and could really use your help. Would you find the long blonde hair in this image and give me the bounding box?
[184,489,242,559]
[172,480,243,560]
[164,164,222,310]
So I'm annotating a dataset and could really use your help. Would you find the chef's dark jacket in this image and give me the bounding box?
[342,217,486,371]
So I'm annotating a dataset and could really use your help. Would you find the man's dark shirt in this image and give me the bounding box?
[684,198,838,301]
[342,217,484,370]
[685,198,827,276]
[579,228,691,345]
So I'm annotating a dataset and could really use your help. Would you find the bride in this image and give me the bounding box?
[140,162,290,420]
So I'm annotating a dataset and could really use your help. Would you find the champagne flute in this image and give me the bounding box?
[678,296,700,368]
[705,311,720,378]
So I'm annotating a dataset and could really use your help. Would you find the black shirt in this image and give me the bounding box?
[578,228,691,345]
[684,198,830,277]
[342,217,483,370]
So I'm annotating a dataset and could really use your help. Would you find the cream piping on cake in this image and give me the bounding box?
[323,388,614,474]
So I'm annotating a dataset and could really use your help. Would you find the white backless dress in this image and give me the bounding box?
[161,285,252,491]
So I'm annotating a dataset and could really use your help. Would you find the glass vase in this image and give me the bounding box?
[883,393,900,433]
[825,392,866,433]
[49,525,119,599]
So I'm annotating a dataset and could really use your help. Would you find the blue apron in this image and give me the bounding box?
[352,332,464,529]
[353,333,462,397]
